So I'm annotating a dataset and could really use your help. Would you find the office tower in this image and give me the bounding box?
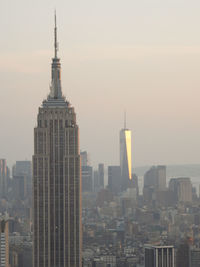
[143,166,166,191]
[13,160,32,196]
[169,177,192,203]
[82,166,93,192]
[80,151,93,192]
[143,166,166,203]
[93,170,99,192]
[33,15,81,267]
[120,121,132,191]
[131,173,139,196]
[12,175,26,200]
[80,151,89,167]
[0,159,9,198]
[108,166,121,194]
[0,219,9,267]
[145,245,174,267]
[13,161,31,177]
[98,164,104,189]
[94,164,104,192]
[156,165,166,190]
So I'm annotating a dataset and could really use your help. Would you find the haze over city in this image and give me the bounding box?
[1,0,200,168]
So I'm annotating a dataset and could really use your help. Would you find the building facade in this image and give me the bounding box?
[0,159,9,198]
[143,166,166,204]
[108,166,121,194]
[82,166,93,193]
[0,220,9,267]
[80,151,89,167]
[145,245,174,267]
[94,164,104,192]
[190,248,200,267]
[13,161,32,196]
[98,164,104,190]
[143,166,166,191]
[169,177,192,203]
[120,127,132,191]
[80,151,93,193]
[33,15,82,267]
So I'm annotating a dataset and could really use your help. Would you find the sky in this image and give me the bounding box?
[1,0,200,169]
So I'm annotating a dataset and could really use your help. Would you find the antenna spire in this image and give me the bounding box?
[54,10,58,58]
[124,110,126,129]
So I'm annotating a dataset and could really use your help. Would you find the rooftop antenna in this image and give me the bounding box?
[124,110,126,129]
[54,10,58,58]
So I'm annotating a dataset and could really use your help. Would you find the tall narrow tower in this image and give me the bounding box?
[33,14,82,267]
[120,113,132,191]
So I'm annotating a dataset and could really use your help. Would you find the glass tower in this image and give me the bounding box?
[120,127,132,191]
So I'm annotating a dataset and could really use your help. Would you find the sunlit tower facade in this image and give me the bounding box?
[33,14,82,267]
[120,116,132,191]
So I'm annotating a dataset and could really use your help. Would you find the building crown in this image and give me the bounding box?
[48,11,63,100]
[43,12,69,108]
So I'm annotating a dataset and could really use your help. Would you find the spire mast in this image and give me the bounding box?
[54,10,58,58]
[124,110,126,129]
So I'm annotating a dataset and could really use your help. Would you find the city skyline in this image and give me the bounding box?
[1,1,200,168]
[1,3,200,267]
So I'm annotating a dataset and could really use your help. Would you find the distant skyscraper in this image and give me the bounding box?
[80,151,89,167]
[143,165,166,203]
[93,170,99,192]
[33,14,81,267]
[0,159,9,198]
[82,166,93,192]
[98,163,104,190]
[80,151,93,192]
[13,161,32,196]
[13,161,31,177]
[143,165,166,191]
[120,116,132,191]
[108,166,121,193]
[94,164,104,192]
[0,219,9,267]
[145,245,174,267]
[169,177,192,203]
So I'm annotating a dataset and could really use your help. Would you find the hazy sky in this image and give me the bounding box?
[1,0,200,169]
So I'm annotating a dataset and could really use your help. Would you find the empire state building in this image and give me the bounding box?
[33,15,82,267]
